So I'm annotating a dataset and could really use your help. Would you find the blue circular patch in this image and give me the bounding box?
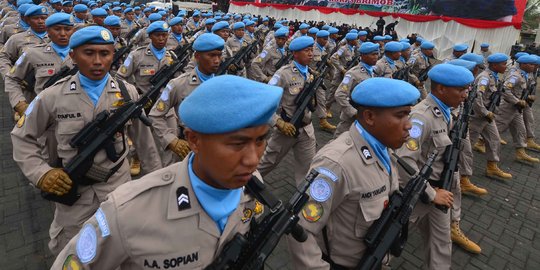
[310,178,332,202]
[76,224,97,263]
[409,125,422,139]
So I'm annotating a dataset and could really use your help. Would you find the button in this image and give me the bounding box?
[162,172,172,181]
[345,138,352,145]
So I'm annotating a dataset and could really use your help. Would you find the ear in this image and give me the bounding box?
[184,129,200,154]
[69,50,76,65]
[362,108,377,127]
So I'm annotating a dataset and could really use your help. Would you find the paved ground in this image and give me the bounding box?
[1,78,539,269]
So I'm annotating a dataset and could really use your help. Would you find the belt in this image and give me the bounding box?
[322,253,349,270]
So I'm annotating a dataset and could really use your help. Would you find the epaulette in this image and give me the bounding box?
[50,74,74,87]
[114,165,177,207]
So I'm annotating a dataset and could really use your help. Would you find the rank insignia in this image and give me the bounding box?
[70,82,77,91]
[254,200,264,215]
[302,201,323,223]
[62,254,82,270]
[16,114,25,128]
[241,208,253,223]
[143,69,155,75]
[156,100,166,112]
[406,138,419,151]
[289,87,301,95]
[176,187,191,211]
[433,107,442,116]
[361,146,372,160]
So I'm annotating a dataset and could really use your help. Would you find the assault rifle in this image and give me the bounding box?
[43,65,79,89]
[124,24,141,43]
[393,65,410,82]
[274,49,293,71]
[487,80,504,120]
[217,40,258,75]
[357,151,438,270]
[111,43,134,68]
[517,77,537,113]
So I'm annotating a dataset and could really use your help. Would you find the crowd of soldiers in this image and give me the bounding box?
[0,0,539,269]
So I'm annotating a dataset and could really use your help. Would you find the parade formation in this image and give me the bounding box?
[0,0,539,269]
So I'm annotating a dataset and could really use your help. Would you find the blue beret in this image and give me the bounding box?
[148,13,162,22]
[69,26,114,49]
[329,27,339,34]
[416,37,423,42]
[179,75,282,134]
[274,27,288,37]
[480,43,489,48]
[147,21,169,34]
[143,7,152,13]
[90,8,107,16]
[322,25,330,30]
[232,22,244,30]
[448,59,476,72]
[193,10,200,16]
[104,15,121,26]
[193,33,224,52]
[62,1,73,6]
[400,42,411,50]
[25,5,48,16]
[316,30,329,38]
[384,41,402,52]
[112,1,119,5]
[459,53,484,65]
[351,78,419,107]
[89,2,97,7]
[308,27,319,34]
[428,64,474,87]
[273,23,282,29]
[17,3,32,15]
[223,15,230,20]
[134,6,140,10]
[252,18,258,22]
[158,11,167,16]
[289,36,314,51]
[45,13,74,27]
[373,35,384,41]
[213,15,221,20]
[346,33,358,41]
[514,52,528,59]
[384,35,392,40]
[453,43,468,52]
[123,8,133,13]
[359,42,379,54]
[242,19,250,25]
[262,17,269,22]
[73,4,87,12]
[358,30,367,36]
[487,53,509,63]
[233,14,241,19]
[245,20,255,27]
[299,23,309,30]
[517,55,537,64]
[50,0,61,4]
[350,29,358,33]
[400,38,410,43]
[205,18,216,25]
[280,20,289,25]
[169,17,183,26]
[212,21,229,32]
[420,41,435,49]
[16,0,32,6]
[111,7,121,12]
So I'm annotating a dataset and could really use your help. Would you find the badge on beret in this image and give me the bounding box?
[42,7,46,12]
[406,138,419,151]
[409,125,422,139]
[302,201,323,223]
[16,114,25,128]
[76,224,97,263]
[62,254,82,270]
[100,29,111,41]
[163,22,168,28]
[310,178,332,202]
[254,200,264,215]
[241,208,253,223]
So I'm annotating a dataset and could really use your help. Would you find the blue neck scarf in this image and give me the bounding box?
[421,52,429,63]
[149,43,166,61]
[277,47,285,55]
[74,16,84,23]
[316,42,325,53]
[173,32,183,43]
[31,29,47,39]
[490,69,499,83]
[236,36,243,44]
[293,60,308,80]
[348,44,354,52]
[399,56,406,64]
[194,21,199,28]
[126,19,133,26]
[195,66,214,82]
[429,93,451,123]
[385,56,395,69]
[51,42,69,60]
[520,69,529,80]
[19,19,29,30]
[360,61,374,77]
[188,154,242,234]
[79,73,109,106]
[355,121,391,174]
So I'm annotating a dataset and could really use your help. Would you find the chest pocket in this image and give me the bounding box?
[432,133,452,152]
[355,195,388,238]
[139,66,157,77]
[56,119,85,155]
[35,67,55,78]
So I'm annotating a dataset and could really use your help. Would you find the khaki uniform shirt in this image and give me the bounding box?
[51,157,259,269]
[289,125,398,268]
[120,19,138,39]
[0,30,48,75]
[473,69,501,117]
[330,44,354,75]
[407,53,437,84]
[498,68,532,115]
[247,42,283,82]
[224,35,247,70]
[334,63,374,119]
[374,56,398,78]
[0,22,24,45]
[185,19,202,32]
[166,34,186,51]
[131,27,150,48]
[310,42,327,71]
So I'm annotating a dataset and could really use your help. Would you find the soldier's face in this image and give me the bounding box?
[520,63,536,73]
[454,51,465,58]
[171,24,183,34]
[359,35,367,41]
[63,6,73,13]
[205,24,213,31]
[47,25,74,46]
[70,44,114,80]
[387,51,401,61]
[234,28,244,39]
[300,29,308,35]
[361,52,379,66]
[28,15,47,33]
[435,85,468,108]
[75,11,87,20]
[316,37,328,47]
[186,125,270,189]
[126,12,135,21]
[106,26,121,38]
[149,32,168,49]
[246,25,255,33]
[195,50,222,74]
[215,29,230,41]
[275,36,287,48]
[293,47,313,66]
[421,48,433,57]
[490,62,507,74]
[360,106,413,149]
[401,49,411,59]
[93,16,105,26]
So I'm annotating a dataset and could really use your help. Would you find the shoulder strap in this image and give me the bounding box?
[116,79,132,102]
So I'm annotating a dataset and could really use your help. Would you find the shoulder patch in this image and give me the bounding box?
[409,124,422,139]
[302,201,323,222]
[14,52,25,66]
[316,167,338,182]
[123,54,132,67]
[479,78,489,86]
[25,95,39,115]
[337,48,344,56]
[160,84,172,101]
[268,74,280,86]
[342,74,351,85]
[76,224,97,264]
[310,178,332,202]
[411,118,424,126]
[94,208,110,238]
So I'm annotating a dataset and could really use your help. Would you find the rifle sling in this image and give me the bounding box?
[246,176,281,211]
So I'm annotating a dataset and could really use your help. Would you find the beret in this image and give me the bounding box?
[88,2,97,7]
[308,27,319,34]
[111,7,121,12]
[351,78,419,107]
[179,75,283,134]
[90,8,107,16]
[384,41,402,52]
[193,33,225,52]
[517,55,537,64]
[69,26,114,49]
[316,30,329,38]
[262,17,269,22]
[148,13,162,22]
[400,41,411,50]
[273,23,282,29]
[45,12,74,27]
[62,1,73,6]
[329,27,339,34]
[25,5,48,17]
[158,10,166,16]
[428,64,474,87]
[345,32,358,41]
[459,53,484,65]
[169,17,183,26]
[514,52,528,59]
[243,15,250,20]
[232,22,244,30]
[359,42,379,54]
[321,25,330,30]
[222,15,230,20]
[373,35,385,41]
[73,4,88,12]
[49,0,61,4]
[147,21,169,34]
[112,1,119,5]
[252,18,258,22]
[416,37,423,42]
[16,0,32,6]
[453,43,468,51]
[143,7,152,12]
[384,35,392,40]
[233,14,241,19]
[17,3,32,15]
[420,41,434,49]
[289,36,314,51]
[487,53,509,63]
[280,20,289,24]
[242,19,250,24]
[400,38,409,43]
[245,20,255,27]
[193,10,200,16]
[358,30,367,36]
[350,29,358,33]
[274,27,288,37]
[480,43,489,48]
[205,18,216,25]
[299,23,309,30]
[134,6,140,10]
[123,7,133,13]
[213,15,221,20]
[212,21,229,32]
[104,15,121,26]
[448,59,476,72]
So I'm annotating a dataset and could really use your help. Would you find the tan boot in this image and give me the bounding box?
[526,138,540,152]
[460,176,487,196]
[500,139,508,145]
[319,118,336,132]
[326,108,333,118]
[486,161,512,180]
[515,147,540,164]
[451,221,482,254]
[473,141,486,153]
[130,157,141,176]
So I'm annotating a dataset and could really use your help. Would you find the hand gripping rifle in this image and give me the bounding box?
[216,40,258,75]
[487,80,504,118]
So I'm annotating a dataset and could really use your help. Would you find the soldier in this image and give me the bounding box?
[104,15,126,49]
[291,22,309,39]
[496,55,540,164]
[120,7,138,39]
[263,23,283,48]
[73,4,88,25]
[89,7,107,26]
[247,27,288,83]
[373,35,385,53]
[223,22,248,76]
[61,0,73,13]
[310,30,336,133]
[190,17,214,41]
[0,3,31,46]
[111,6,122,17]
[523,55,540,152]
[211,20,229,42]
[480,43,492,59]
[255,16,269,51]
[307,27,318,40]
[328,32,358,112]
[148,33,224,165]
[166,17,186,50]
[11,26,161,255]
[400,41,412,62]
[444,43,468,62]
[258,36,317,184]
[49,0,62,12]
[130,13,161,47]
[288,78,419,269]
[185,10,201,32]
[408,41,437,99]
[374,41,402,78]
[396,64,474,270]
[333,42,379,138]
[137,7,151,26]
[358,30,368,44]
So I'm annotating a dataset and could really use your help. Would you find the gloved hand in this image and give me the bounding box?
[14,101,29,115]
[37,168,72,196]
[415,81,424,88]
[485,112,495,122]
[527,95,536,103]
[229,64,238,73]
[516,100,528,108]
[276,118,296,137]
[168,138,191,160]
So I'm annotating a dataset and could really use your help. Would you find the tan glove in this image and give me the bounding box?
[485,112,495,122]
[276,118,296,137]
[516,100,528,109]
[228,64,238,73]
[14,101,29,115]
[37,168,73,196]
[527,95,536,103]
[415,81,424,88]
[168,138,191,160]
